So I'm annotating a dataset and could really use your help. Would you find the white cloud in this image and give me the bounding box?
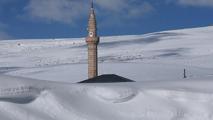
[24,0,154,24]
[178,0,213,7]
[25,0,88,24]
[127,2,154,18]
[95,0,154,18]
[166,0,213,7]
[95,1,154,27]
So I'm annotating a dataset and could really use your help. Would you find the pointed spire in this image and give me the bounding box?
[88,0,97,36]
[89,0,95,18]
[91,0,94,9]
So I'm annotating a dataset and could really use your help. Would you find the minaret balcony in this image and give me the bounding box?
[86,37,99,45]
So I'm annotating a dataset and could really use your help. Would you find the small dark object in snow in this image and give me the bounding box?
[78,74,135,83]
[184,68,187,79]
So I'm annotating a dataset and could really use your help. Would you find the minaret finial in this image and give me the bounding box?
[91,0,94,9]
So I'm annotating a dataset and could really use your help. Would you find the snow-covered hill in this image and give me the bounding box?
[0,26,212,82]
[0,26,213,120]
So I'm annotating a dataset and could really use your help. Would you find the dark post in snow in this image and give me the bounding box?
[183,69,187,79]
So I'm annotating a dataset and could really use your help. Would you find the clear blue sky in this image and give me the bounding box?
[0,0,213,40]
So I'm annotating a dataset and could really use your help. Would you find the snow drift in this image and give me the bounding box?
[1,75,213,120]
[0,26,213,119]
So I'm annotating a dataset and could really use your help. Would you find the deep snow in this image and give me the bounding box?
[1,75,213,120]
[0,26,213,120]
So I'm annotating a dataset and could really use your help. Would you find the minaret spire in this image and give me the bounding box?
[91,0,94,9]
[86,0,100,79]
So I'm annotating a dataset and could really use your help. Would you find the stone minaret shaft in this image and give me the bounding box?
[86,0,99,79]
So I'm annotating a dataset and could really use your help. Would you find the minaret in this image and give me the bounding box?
[86,0,100,79]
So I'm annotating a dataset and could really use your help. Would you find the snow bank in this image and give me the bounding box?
[0,26,213,119]
[1,75,213,120]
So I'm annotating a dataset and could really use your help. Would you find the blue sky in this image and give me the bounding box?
[0,0,213,40]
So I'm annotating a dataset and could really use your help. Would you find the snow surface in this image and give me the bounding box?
[0,26,213,119]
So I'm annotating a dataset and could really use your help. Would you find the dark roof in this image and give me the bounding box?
[78,74,135,83]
